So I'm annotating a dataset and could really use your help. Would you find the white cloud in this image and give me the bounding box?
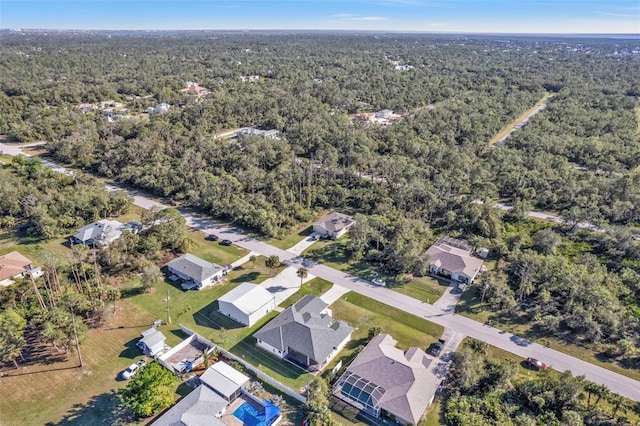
[596,11,640,18]
[348,16,388,21]
[333,13,356,18]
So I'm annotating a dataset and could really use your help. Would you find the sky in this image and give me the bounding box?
[1,0,639,34]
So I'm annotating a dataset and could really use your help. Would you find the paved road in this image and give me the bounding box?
[2,141,638,400]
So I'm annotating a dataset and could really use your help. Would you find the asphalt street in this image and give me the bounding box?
[1,141,638,401]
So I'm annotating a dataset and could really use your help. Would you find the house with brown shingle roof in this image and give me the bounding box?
[0,251,34,286]
[333,333,438,425]
[424,237,484,284]
[180,84,210,96]
[313,212,355,240]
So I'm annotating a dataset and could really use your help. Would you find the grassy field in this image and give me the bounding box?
[261,209,328,250]
[304,239,447,299]
[278,277,333,308]
[326,292,444,374]
[189,230,249,266]
[456,287,640,382]
[225,255,287,285]
[0,299,155,426]
[489,92,553,146]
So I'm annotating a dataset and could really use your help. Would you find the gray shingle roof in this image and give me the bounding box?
[166,254,223,282]
[254,296,353,364]
[335,334,435,425]
[72,219,124,245]
[315,212,355,233]
[151,384,227,426]
[425,241,484,279]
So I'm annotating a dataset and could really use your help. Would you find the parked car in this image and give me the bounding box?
[122,359,147,379]
[205,234,219,241]
[371,278,386,286]
[525,357,547,370]
[220,239,233,246]
[430,339,446,357]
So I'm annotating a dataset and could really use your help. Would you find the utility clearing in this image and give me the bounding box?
[490,93,554,147]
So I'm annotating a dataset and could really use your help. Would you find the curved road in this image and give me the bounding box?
[2,142,638,401]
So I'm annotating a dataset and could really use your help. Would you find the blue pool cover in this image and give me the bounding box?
[233,402,267,426]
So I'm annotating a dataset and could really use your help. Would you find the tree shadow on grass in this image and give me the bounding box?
[231,272,261,283]
[46,389,135,426]
[229,335,305,381]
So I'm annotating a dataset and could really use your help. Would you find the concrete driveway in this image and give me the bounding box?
[286,233,319,256]
[259,267,315,305]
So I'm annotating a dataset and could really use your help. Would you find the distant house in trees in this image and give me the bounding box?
[75,103,96,112]
[0,251,36,287]
[313,212,356,239]
[425,237,484,284]
[217,282,276,327]
[165,253,224,290]
[180,83,210,96]
[254,296,353,372]
[236,127,280,140]
[333,333,437,425]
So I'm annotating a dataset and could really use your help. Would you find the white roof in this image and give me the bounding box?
[200,361,249,398]
[218,282,275,316]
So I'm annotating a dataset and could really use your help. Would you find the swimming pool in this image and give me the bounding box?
[233,402,267,426]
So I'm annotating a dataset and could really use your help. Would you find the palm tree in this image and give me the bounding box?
[297,267,308,286]
[265,255,280,276]
[249,255,257,269]
[593,383,610,407]
[584,381,600,408]
[608,393,625,418]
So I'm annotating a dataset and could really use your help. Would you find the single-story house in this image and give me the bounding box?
[151,384,229,426]
[0,251,35,287]
[313,212,356,240]
[375,109,394,118]
[254,295,353,372]
[152,362,282,426]
[137,328,167,357]
[200,361,250,402]
[165,253,224,290]
[425,237,484,284]
[333,333,437,425]
[217,282,276,327]
[71,219,124,247]
[236,127,280,140]
[180,84,210,95]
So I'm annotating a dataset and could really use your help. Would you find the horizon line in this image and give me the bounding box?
[2,28,639,37]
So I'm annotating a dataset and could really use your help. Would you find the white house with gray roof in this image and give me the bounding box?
[151,384,228,426]
[253,296,353,372]
[165,253,224,290]
[200,361,250,402]
[313,212,356,240]
[333,333,438,425]
[425,237,484,284]
[217,282,276,327]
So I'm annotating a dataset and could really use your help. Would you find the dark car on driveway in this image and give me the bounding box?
[205,234,219,241]
[220,239,233,246]
[525,357,547,370]
[430,339,446,357]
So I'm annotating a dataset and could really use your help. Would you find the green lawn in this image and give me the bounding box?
[261,210,328,250]
[225,255,287,285]
[279,277,333,308]
[264,224,314,250]
[0,299,154,426]
[457,286,640,382]
[305,239,447,299]
[326,292,444,374]
[189,231,249,266]
[422,398,445,426]
[394,275,449,302]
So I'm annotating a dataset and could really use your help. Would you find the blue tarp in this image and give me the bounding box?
[264,399,281,424]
